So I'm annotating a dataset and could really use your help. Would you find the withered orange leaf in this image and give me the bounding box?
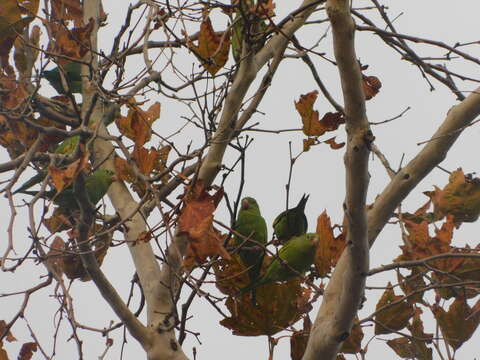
[133,146,159,175]
[114,156,136,183]
[46,20,94,63]
[362,75,382,100]
[48,151,89,193]
[314,211,346,278]
[295,91,345,137]
[115,102,160,147]
[324,136,345,150]
[188,16,230,75]
[303,137,317,152]
[178,182,228,268]
[398,216,454,266]
[432,297,480,350]
[374,283,414,335]
[0,0,33,70]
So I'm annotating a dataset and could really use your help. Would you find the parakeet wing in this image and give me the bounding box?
[273,194,309,242]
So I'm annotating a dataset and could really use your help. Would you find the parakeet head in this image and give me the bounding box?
[241,197,259,211]
[92,169,117,184]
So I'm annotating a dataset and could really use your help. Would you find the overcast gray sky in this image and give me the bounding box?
[2,1,480,359]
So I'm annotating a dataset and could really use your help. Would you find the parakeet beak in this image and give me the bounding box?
[241,198,250,210]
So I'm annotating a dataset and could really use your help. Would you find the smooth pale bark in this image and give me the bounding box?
[79,1,188,359]
[303,1,370,359]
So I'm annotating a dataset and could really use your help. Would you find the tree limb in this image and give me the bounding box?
[303,1,370,358]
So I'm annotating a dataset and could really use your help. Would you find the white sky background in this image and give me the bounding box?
[2,0,480,359]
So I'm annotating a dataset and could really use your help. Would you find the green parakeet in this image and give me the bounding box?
[43,62,82,94]
[231,0,269,63]
[234,197,268,303]
[239,233,319,295]
[273,194,309,243]
[16,169,115,212]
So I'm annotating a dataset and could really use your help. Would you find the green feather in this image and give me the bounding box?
[17,169,114,212]
[234,197,268,303]
[273,194,309,243]
[13,170,47,194]
[231,0,269,63]
[43,62,82,94]
[239,233,319,295]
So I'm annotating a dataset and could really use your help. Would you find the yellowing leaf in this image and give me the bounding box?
[428,168,480,225]
[220,280,311,336]
[188,16,230,75]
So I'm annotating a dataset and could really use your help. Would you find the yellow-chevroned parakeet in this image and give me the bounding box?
[231,0,269,63]
[43,62,82,94]
[234,197,268,303]
[16,169,115,212]
[273,194,309,243]
[239,233,319,295]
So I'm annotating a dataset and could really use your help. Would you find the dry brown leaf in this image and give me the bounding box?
[115,102,160,147]
[290,316,311,360]
[432,297,480,350]
[314,211,346,277]
[374,283,414,335]
[295,91,345,137]
[48,152,89,193]
[178,182,228,268]
[362,75,382,100]
[18,342,37,360]
[220,280,311,336]
[324,136,345,150]
[188,16,230,75]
